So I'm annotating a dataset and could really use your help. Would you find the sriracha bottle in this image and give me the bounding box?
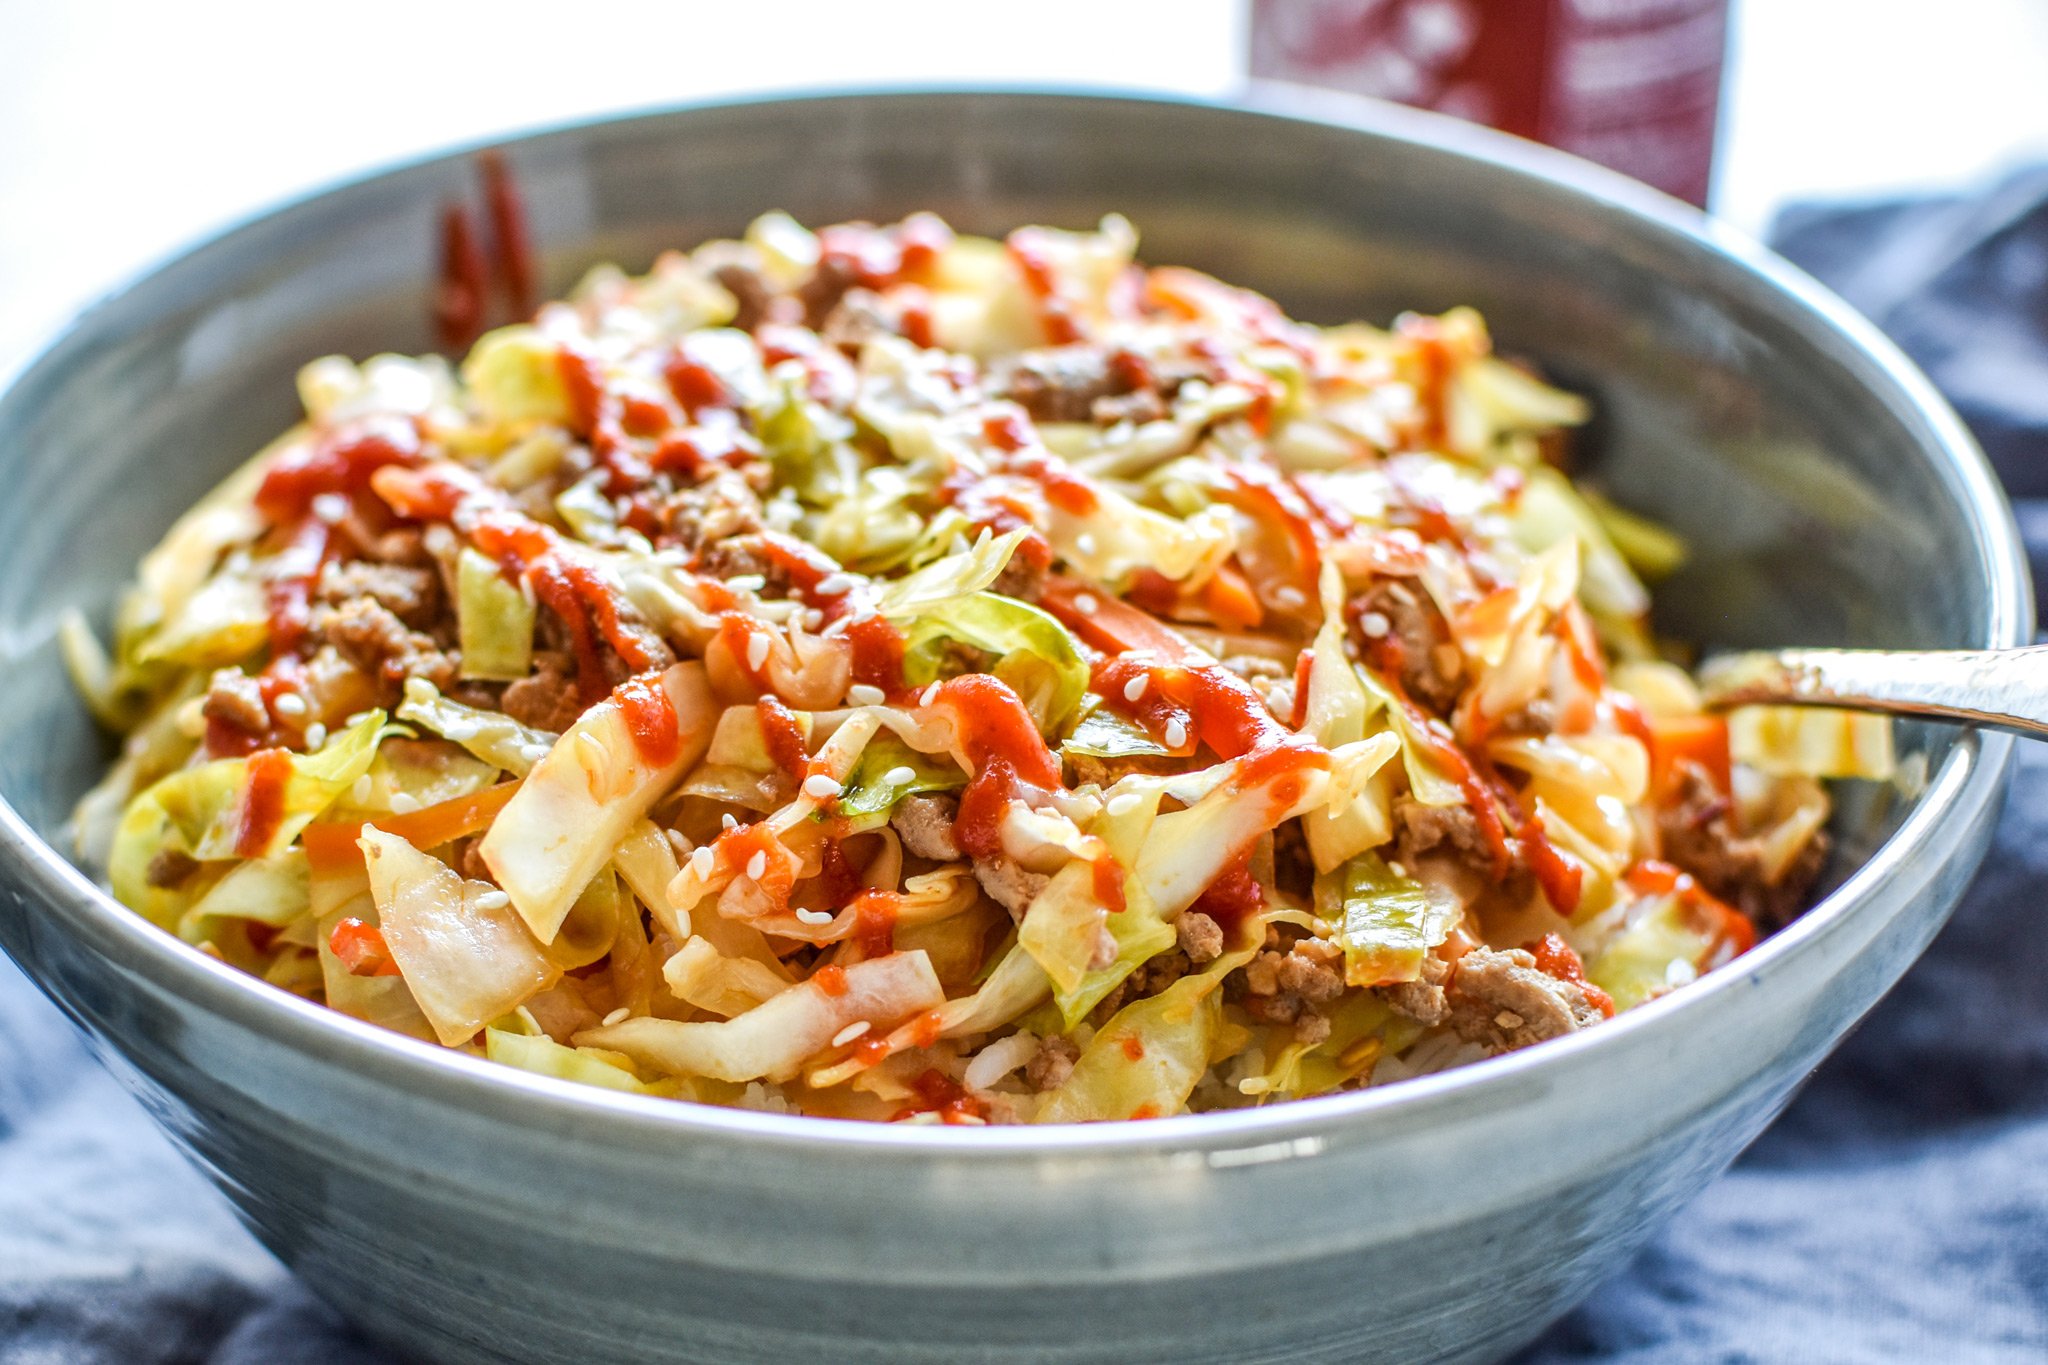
[1248,0,1730,207]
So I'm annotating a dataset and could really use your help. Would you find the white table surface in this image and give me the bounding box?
[3,0,2046,377]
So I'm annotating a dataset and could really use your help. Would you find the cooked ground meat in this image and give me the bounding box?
[1376,952,1453,1026]
[145,848,200,889]
[314,598,459,697]
[1351,579,1464,712]
[1090,946,1196,1025]
[1024,1034,1080,1091]
[1177,910,1224,965]
[1091,387,1169,427]
[974,857,1050,920]
[315,559,440,629]
[891,793,962,862]
[696,534,784,590]
[1446,946,1603,1051]
[1270,820,1316,900]
[797,251,860,328]
[1063,749,1181,790]
[1658,762,1832,929]
[819,287,895,354]
[200,667,269,735]
[367,526,437,569]
[501,652,583,733]
[993,346,1130,423]
[659,472,767,556]
[990,552,1047,604]
[700,249,784,333]
[1394,796,1492,870]
[1239,935,1344,1028]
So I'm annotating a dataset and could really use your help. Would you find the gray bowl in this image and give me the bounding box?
[0,90,2028,1365]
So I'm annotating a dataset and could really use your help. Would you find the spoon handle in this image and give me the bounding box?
[1699,645,2048,740]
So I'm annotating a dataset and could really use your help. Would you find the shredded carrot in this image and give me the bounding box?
[301,779,522,878]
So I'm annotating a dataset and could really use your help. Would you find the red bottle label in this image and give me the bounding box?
[1249,0,1728,207]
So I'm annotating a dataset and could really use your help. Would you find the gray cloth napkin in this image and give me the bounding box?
[5,181,2048,1364]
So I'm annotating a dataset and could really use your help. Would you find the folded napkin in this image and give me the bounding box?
[4,180,2046,1364]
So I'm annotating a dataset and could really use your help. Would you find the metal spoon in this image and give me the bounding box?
[1698,646,2048,740]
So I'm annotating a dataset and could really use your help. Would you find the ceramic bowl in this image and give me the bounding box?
[0,90,2028,1363]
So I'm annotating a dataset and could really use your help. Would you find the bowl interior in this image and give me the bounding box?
[0,90,2019,955]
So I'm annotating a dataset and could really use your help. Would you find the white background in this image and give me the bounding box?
[4,0,2047,376]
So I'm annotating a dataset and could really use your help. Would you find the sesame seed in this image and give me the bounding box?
[795,907,833,925]
[1075,532,1099,555]
[725,574,767,592]
[601,1007,631,1027]
[1273,585,1307,609]
[746,850,769,881]
[311,492,349,524]
[691,846,715,878]
[303,723,328,750]
[815,573,855,596]
[920,683,941,707]
[1073,593,1099,614]
[349,775,373,805]
[745,633,771,673]
[804,609,825,631]
[721,812,740,831]
[1360,611,1391,639]
[802,773,842,800]
[1107,793,1141,816]
[1123,675,1148,703]
[847,684,885,707]
[883,765,917,786]
[1163,718,1188,749]
[664,828,692,854]
[473,889,510,911]
[832,1020,872,1047]
[272,692,307,718]
[387,791,420,814]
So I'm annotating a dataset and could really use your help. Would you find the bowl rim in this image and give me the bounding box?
[0,84,2030,1161]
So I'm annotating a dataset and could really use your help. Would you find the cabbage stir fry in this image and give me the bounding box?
[67,213,1894,1124]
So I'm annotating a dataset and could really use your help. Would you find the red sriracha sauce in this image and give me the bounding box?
[232,748,295,859]
[932,674,1064,862]
[848,889,900,958]
[1190,848,1265,935]
[477,148,535,317]
[615,671,681,767]
[255,420,422,525]
[1522,932,1614,1017]
[893,1068,990,1125]
[755,696,812,782]
[1517,814,1585,917]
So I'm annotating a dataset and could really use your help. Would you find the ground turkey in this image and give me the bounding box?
[501,651,584,733]
[1350,579,1465,713]
[1657,761,1831,929]
[1445,946,1604,1051]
